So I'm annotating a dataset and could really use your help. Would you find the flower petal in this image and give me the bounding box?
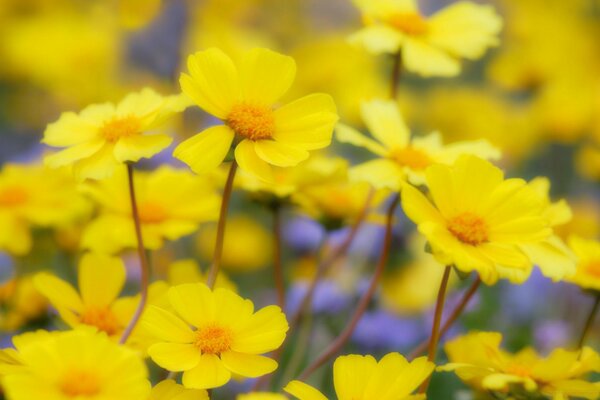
[220,351,277,378]
[44,140,105,168]
[33,273,83,313]
[148,343,200,371]
[141,305,195,343]
[182,354,231,389]
[114,134,172,163]
[360,99,410,149]
[348,25,404,54]
[240,48,296,105]
[403,39,460,77]
[284,381,328,400]
[173,125,234,174]
[335,123,387,156]
[79,253,126,308]
[234,139,274,182]
[232,305,288,354]
[168,283,215,328]
[254,140,309,167]
[73,143,119,180]
[43,112,99,147]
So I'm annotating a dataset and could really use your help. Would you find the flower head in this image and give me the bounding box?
[238,394,287,400]
[149,379,208,400]
[284,353,434,400]
[174,47,338,181]
[143,283,288,389]
[567,236,600,292]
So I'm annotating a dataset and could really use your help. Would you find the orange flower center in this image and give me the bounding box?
[100,115,141,143]
[137,202,168,224]
[505,363,532,378]
[447,212,489,246]
[80,307,121,336]
[0,186,29,207]
[194,325,233,355]
[390,147,433,170]
[584,261,600,279]
[386,12,428,35]
[226,103,275,141]
[59,369,101,397]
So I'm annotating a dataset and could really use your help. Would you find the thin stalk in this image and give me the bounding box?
[272,205,285,309]
[389,51,403,99]
[418,265,453,393]
[577,293,600,349]
[297,194,400,381]
[120,164,151,345]
[207,160,238,289]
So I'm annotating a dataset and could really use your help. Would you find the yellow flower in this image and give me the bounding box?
[173,47,338,181]
[567,236,600,292]
[401,155,552,285]
[43,88,189,180]
[0,275,48,331]
[238,394,287,400]
[440,331,600,399]
[2,329,150,400]
[284,353,434,400]
[82,165,220,254]
[336,99,500,189]
[119,0,162,30]
[0,163,91,255]
[149,379,208,400]
[168,259,237,292]
[143,283,288,389]
[349,0,502,77]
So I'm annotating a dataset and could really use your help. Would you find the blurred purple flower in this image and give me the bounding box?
[352,309,424,351]
[286,280,352,316]
[283,217,325,254]
[534,320,571,353]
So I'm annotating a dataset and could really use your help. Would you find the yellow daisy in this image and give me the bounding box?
[567,236,600,292]
[1,329,150,400]
[440,331,600,399]
[173,47,338,181]
[81,165,220,254]
[0,275,48,331]
[401,155,552,285]
[43,88,189,180]
[349,0,502,77]
[336,99,500,189]
[149,379,208,400]
[143,283,288,389]
[284,353,434,400]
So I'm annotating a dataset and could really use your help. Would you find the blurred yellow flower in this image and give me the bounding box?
[238,393,287,400]
[440,331,600,399]
[0,164,90,255]
[44,88,189,180]
[284,353,434,400]
[0,275,47,331]
[118,0,162,30]
[567,236,600,292]
[401,155,552,285]
[168,259,237,292]
[2,329,150,400]
[149,379,208,400]
[555,198,600,240]
[174,47,338,181]
[143,283,288,389]
[82,165,220,254]
[336,99,500,189]
[349,0,502,77]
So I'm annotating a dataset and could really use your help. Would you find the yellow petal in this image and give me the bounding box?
[403,39,460,77]
[360,100,410,149]
[173,125,234,174]
[44,140,105,168]
[240,48,296,105]
[348,25,404,54]
[73,143,118,180]
[350,159,404,190]
[43,112,99,147]
[149,380,209,400]
[168,283,215,327]
[220,352,277,378]
[79,253,126,308]
[141,305,196,343]
[401,183,444,226]
[232,305,288,354]
[284,381,328,400]
[181,48,239,119]
[334,354,377,400]
[335,123,387,156]
[114,134,172,163]
[254,140,309,167]
[182,354,231,389]
[235,139,274,182]
[148,343,200,371]
[33,273,83,313]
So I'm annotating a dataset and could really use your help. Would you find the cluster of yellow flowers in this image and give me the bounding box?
[0,0,599,399]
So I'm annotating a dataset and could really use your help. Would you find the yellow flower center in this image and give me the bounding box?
[505,363,532,378]
[386,12,429,35]
[137,202,168,224]
[226,103,275,141]
[447,212,489,246]
[80,307,121,336]
[0,186,29,207]
[390,147,433,170]
[194,325,233,355]
[100,115,141,143]
[59,369,101,397]
[584,261,600,279]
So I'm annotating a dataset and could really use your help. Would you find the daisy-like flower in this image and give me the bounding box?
[401,155,552,285]
[349,0,502,77]
[439,331,600,399]
[2,329,150,400]
[149,379,208,400]
[81,165,220,254]
[173,47,339,181]
[566,236,600,292]
[336,99,500,189]
[142,283,288,389]
[43,88,189,180]
[284,353,434,400]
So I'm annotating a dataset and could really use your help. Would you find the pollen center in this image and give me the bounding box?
[0,186,29,207]
[585,261,600,279]
[386,12,428,35]
[80,307,121,336]
[447,212,489,246]
[505,364,531,378]
[137,202,168,224]
[100,115,141,143]
[194,325,233,355]
[59,369,101,397]
[226,103,275,141]
[390,147,433,170]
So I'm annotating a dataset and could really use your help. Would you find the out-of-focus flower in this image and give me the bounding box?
[349,0,502,77]
[168,259,237,292]
[82,165,219,254]
[44,88,189,180]
[0,275,47,331]
[285,353,434,399]
[197,215,272,272]
[282,217,325,254]
[149,379,208,400]
[352,310,423,351]
[440,331,600,399]
[119,0,162,30]
[336,99,500,189]
[566,236,600,292]
[555,198,600,240]
[173,47,338,181]
[286,279,352,316]
[238,393,286,400]
[143,283,288,389]
[401,155,553,285]
[576,144,600,181]
[0,164,90,255]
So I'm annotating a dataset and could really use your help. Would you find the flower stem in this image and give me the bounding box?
[207,160,238,289]
[418,265,452,394]
[272,204,285,309]
[298,194,400,381]
[390,51,403,100]
[409,276,481,359]
[120,164,151,345]
[577,293,600,349]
